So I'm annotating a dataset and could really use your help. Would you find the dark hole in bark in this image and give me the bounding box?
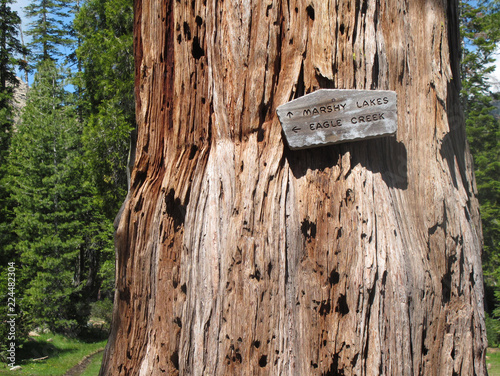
[259,355,268,367]
[351,353,359,368]
[257,128,265,142]
[266,3,272,17]
[335,294,349,316]
[319,300,332,316]
[329,270,340,286]
[189,144,198,160]
[165,188,186,229]
[183,22,191,40]
[371,51,380,90]
[422,327,428,356]
[441,255,456,305]
[173,317,182,328]
[301,219,317,241]
[170,351,179,370]
[192,37,205,59]
[250,268,261,281]
[361,0,368,14]
[119,287,130,302]
[323,353,344,376]
[306,5,315,20]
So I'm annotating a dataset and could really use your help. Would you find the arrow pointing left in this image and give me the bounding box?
[292,126,301,133]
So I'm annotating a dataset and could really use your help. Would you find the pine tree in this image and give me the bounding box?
[0,0,28,107]
[74,0,134,219]
[0,0,29,350]
[25,0,74,64]
[8,60,101,333]
[0,0,28,170]
[0,0,28,258]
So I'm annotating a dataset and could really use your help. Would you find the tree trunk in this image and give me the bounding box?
[100,0,487,375]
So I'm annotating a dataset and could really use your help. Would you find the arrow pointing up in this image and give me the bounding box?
[287,112,293,118]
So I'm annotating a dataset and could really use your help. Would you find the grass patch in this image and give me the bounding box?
[0,332,106,375]
[488,348,500,376]
[80,351,104,376]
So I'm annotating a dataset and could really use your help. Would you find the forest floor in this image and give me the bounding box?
[488,347,500,375]
[0,332,106,375]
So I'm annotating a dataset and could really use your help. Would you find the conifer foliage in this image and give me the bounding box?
[460,0,500,289]
[460,0,500,344]
[0,0,29,350]
[0,0,28,106]
[8,60,96,332]
[0,0,132,341]
[0,0,27,251]
[25,0,74,64]
[74,0,134,218]
[0,0,28,168]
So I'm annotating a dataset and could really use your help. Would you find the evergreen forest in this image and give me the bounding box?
[0,0,499,356]
[0,0,133,346]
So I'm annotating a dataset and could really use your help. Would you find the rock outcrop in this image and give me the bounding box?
[10,77,28,125]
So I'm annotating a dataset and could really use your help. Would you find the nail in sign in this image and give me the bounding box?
[276,89,398,150]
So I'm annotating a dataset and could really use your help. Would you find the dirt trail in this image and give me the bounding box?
[64,349,104,376]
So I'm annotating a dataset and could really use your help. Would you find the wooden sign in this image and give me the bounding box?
[276,89,398,150]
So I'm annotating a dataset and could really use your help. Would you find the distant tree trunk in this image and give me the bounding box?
[100,0,487,375]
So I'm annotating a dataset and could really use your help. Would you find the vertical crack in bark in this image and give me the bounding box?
[371,50,380,90]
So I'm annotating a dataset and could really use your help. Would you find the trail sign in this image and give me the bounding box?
[276,89,398,150]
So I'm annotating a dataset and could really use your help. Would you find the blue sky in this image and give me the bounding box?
[12,0,30,34]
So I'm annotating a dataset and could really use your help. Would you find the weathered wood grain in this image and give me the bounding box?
[100,0,487,375]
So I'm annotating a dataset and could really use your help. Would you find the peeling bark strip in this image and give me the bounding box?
[100,0,487,375]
